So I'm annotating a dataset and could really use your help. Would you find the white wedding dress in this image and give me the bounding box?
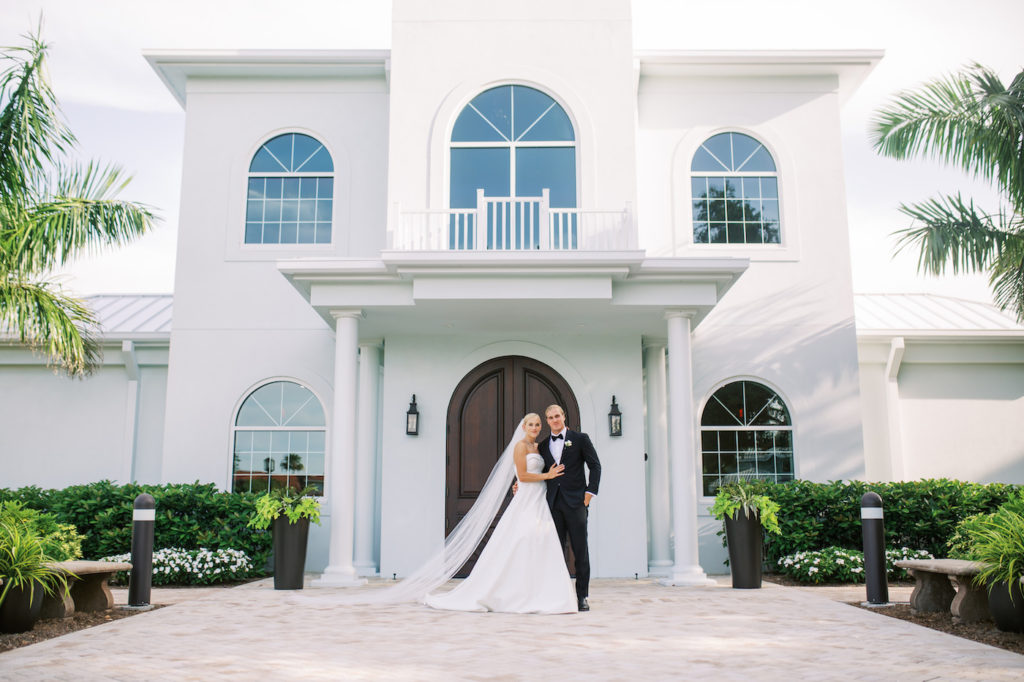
[424,452,578,614]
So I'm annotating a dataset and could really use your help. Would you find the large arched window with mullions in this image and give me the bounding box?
[450,84,576,248]
[245,133,334,245]
[232,381,326,495]
[699,380,794,496]
[691,132,780,245]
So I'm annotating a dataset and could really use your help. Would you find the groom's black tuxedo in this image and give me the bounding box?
[538,429,601,508]
[539,428,601,603]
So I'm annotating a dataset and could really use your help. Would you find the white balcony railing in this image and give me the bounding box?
[388,189,634,251]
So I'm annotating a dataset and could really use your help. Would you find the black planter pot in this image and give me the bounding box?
[272,516,310,590]
[0,580,45,633]
[988,579,1024,633]
[724,511,764,589]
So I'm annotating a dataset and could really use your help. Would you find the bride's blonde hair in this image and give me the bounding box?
[521,412,541,426]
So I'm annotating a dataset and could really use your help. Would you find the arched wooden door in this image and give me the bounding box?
[446,355,580,576]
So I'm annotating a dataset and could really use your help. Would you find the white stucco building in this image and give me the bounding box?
[2,1,1022,578]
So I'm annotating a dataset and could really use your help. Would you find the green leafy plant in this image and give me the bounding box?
[0,518,72,606]
[0,481,273,567]
[248,486,322,530]
[0,501,83,561]
[971,505,1024,593]
[709,481,781,535]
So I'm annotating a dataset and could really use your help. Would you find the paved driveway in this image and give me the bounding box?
[1,578,1020,681]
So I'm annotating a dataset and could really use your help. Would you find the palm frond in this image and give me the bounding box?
[0,28,74,203]
[871,64,1024,208]
[0,275,102,377]
[892,194,1022,275]
[989,238,1024,323]
[8,161,156,270]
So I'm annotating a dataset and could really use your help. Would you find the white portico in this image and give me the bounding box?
[281,253,746,582]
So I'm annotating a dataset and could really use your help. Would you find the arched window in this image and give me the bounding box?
[450,85,576,248]
[245,133,333,245]
[700,380,793,495]
[691,132,780,245]
[232,381,326,494]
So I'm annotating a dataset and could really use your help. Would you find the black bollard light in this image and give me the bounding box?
[128,493,156,607]
[861,491,889,605]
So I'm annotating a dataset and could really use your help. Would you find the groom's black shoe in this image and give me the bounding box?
[578,598,589,612]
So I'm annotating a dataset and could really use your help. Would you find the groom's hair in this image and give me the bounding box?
[545,404,565,417]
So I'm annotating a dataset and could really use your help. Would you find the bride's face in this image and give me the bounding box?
[523,417,542,439]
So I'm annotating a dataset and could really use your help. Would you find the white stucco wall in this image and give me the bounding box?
[389,0,637,219]
[0,345,169,490]
[859,339,1024,484]
[160,74,388,486]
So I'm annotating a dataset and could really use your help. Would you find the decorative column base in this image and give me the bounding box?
[353,562,379,578]
[312,566,367,587]
[659,565,717,587]
[647,560,673,578]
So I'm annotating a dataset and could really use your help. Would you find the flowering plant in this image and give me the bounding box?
[248,485,322,530]
[776,546,933,584]
[101,547,258,586]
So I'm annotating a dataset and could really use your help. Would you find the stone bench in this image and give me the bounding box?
[40,560,132,619]
[895,558,989,624]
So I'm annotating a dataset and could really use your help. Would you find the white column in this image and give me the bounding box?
[884,337,906,480]
[353,340,382,576]
[644,341,672,576]
[661,312,714,586]
[314,310,367,587]
[121,340,141,483]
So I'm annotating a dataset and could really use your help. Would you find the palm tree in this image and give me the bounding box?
[871,64,1024,321]
[0,30,156,376]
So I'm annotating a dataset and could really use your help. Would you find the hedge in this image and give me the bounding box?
[0,481,271,569]
[740,478,1017,567]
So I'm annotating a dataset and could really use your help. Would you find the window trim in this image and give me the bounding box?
[690,130,781,248]
[228,377,329,497]
[676,127,800,261]
[697,377,797,498]
[447,82,580,210]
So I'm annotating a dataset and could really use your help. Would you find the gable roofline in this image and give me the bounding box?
[144,49,392,107]
[636,49,884,102]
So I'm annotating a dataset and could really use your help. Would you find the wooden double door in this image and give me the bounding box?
[445,355,580,576]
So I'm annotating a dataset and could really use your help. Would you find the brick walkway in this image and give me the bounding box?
[1,577,1020,680]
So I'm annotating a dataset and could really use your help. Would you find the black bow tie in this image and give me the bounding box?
[551,434,564,440]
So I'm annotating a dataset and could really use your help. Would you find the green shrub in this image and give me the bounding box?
[740,479,1015,567]
[0,501,83,561]
[0,481,271,569]
[776,546,933,584]
[100,548,259,586]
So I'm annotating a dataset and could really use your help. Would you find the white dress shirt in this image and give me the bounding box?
[549,429,567,464]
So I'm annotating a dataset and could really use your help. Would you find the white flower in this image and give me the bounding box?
[565,440,573,447]
[808,567,818,574]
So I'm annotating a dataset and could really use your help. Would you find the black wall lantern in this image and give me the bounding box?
[406,395,419,435]
[608,396,622,437]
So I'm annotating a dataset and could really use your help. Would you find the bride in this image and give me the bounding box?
[424,413,578,613]
[318,413,578,614]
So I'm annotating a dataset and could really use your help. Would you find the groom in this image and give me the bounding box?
[539,404,601,612]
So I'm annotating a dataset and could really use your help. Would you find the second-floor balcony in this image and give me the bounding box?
[388,189,635,252]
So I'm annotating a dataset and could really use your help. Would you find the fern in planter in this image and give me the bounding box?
[247,486,322,530]
[709,482,782,534]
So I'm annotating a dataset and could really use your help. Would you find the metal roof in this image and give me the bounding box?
[87,294,173,338]
[854,294,1024,335]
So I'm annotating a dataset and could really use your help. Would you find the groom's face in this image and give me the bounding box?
[546,408,565,434]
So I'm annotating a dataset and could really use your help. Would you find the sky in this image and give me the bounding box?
[1,0,1021,305]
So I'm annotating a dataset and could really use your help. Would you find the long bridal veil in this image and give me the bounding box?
[316,422,525,604]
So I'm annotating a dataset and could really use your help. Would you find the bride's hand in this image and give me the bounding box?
[546,464,565,480]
